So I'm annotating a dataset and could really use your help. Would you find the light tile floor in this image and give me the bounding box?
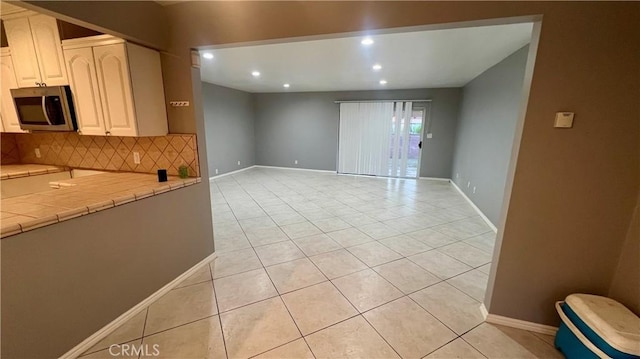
[80,168,562,359]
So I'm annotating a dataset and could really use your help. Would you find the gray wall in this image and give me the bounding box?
[202,82,256,176]
[451,46,529,224]
[253,89,461,178]
[1,184,214,358]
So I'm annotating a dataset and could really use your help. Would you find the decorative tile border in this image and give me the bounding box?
[0,164,68,180]
[0,176,201,239]
[11,133,200,177]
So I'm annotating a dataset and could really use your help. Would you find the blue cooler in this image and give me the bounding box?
[555,294,640,359]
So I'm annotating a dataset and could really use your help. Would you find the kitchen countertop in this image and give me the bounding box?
[0,172,201,238]
[0,164,69,180]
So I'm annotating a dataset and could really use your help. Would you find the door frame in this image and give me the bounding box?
[411,102,431,179]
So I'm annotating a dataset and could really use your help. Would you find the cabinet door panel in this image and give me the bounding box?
[64,47,105,136]
[29,15,68,86]
[0,54,26,133]
[3,17,41,87]
[93,44,137,137]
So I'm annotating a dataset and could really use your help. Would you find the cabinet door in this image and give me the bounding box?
[3,17,42,87]
[28,15,68,86]
[0,54,26,133]
[64,47,105,136]
[93,43,138,136]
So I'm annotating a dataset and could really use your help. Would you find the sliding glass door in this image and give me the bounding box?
[338,101,428,178]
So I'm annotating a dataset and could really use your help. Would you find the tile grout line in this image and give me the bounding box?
[210,169,505,357]
[228,172,324,359]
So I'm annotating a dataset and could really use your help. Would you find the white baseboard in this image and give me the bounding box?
[450,180,498,232]
[60,252,218,359]
[209,165,256,181]
[419,177,451,182]
[480,303,489,319]
[485,312,558,336]
[253,165,336,173]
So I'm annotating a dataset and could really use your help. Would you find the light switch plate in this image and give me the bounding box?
[426,133,433,139]
[554,112,574,128]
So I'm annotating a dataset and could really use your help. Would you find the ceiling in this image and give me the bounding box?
[199,22,532,93]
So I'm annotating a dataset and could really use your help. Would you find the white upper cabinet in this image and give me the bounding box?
[64,47,105,135]
[3,17,41,87]
[0,49,26,133]
[3,12,68,87]
[28,15,68,86]
[62,35,168,137]
[93,43,137,137]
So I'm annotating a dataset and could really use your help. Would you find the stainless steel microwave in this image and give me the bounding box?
[11,86,77,132]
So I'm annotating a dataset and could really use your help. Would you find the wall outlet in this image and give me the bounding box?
[294,160,298,165]
[35,148,41,158]
[237,160,241,166]
[133,152,141,164]
[215,169,219,174]
[456,173,459,179]
[426,133,433,139]
[467,181,471,188]
[473,186,476,194]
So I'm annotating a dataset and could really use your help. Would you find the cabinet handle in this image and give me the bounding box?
[35,82,39,86]
[105,131,111,136]
[42,83,46,87]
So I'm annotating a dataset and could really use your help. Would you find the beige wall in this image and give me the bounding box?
[18,1,168,50]
[609,196,640,315]
[163,1,639,325]
[14,0,640,327]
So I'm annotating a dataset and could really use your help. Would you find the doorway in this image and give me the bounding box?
[388,103,429,178]
[337,100,429,179]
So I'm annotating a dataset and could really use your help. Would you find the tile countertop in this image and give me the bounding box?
[0,164,69,180]
[0,172,201,239]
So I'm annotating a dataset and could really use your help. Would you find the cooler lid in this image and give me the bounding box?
[566,294,640,355]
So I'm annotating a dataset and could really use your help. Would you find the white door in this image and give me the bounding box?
[93,43,138,136]
[64,47,105,135]
[0,53,26,133]
[3,17,41,87]
[28,14,68,86]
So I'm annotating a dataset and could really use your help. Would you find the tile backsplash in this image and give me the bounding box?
[0,134,20,164]
[1,133,199,177]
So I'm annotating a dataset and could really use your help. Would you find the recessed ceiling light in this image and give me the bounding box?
[251,71,260,77]
[361,37,374,46]
[379,80,387,85]
[372,64,382,71]
[283,83,290,88]
[202,53,214,59]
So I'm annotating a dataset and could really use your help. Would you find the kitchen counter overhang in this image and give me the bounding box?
[0,172,201,238]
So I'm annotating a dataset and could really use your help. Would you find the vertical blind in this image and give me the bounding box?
[338,101,415,177]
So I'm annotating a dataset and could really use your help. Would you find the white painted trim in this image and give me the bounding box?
[253,165,336,174]
[419,177,451,182]
[209,165,256,181]
[450,180,498,232]
[60,252,217,359]
[486,312,558,336]
[480,303,489,319]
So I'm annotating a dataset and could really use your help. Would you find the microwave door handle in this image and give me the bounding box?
[41,96,53,125]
